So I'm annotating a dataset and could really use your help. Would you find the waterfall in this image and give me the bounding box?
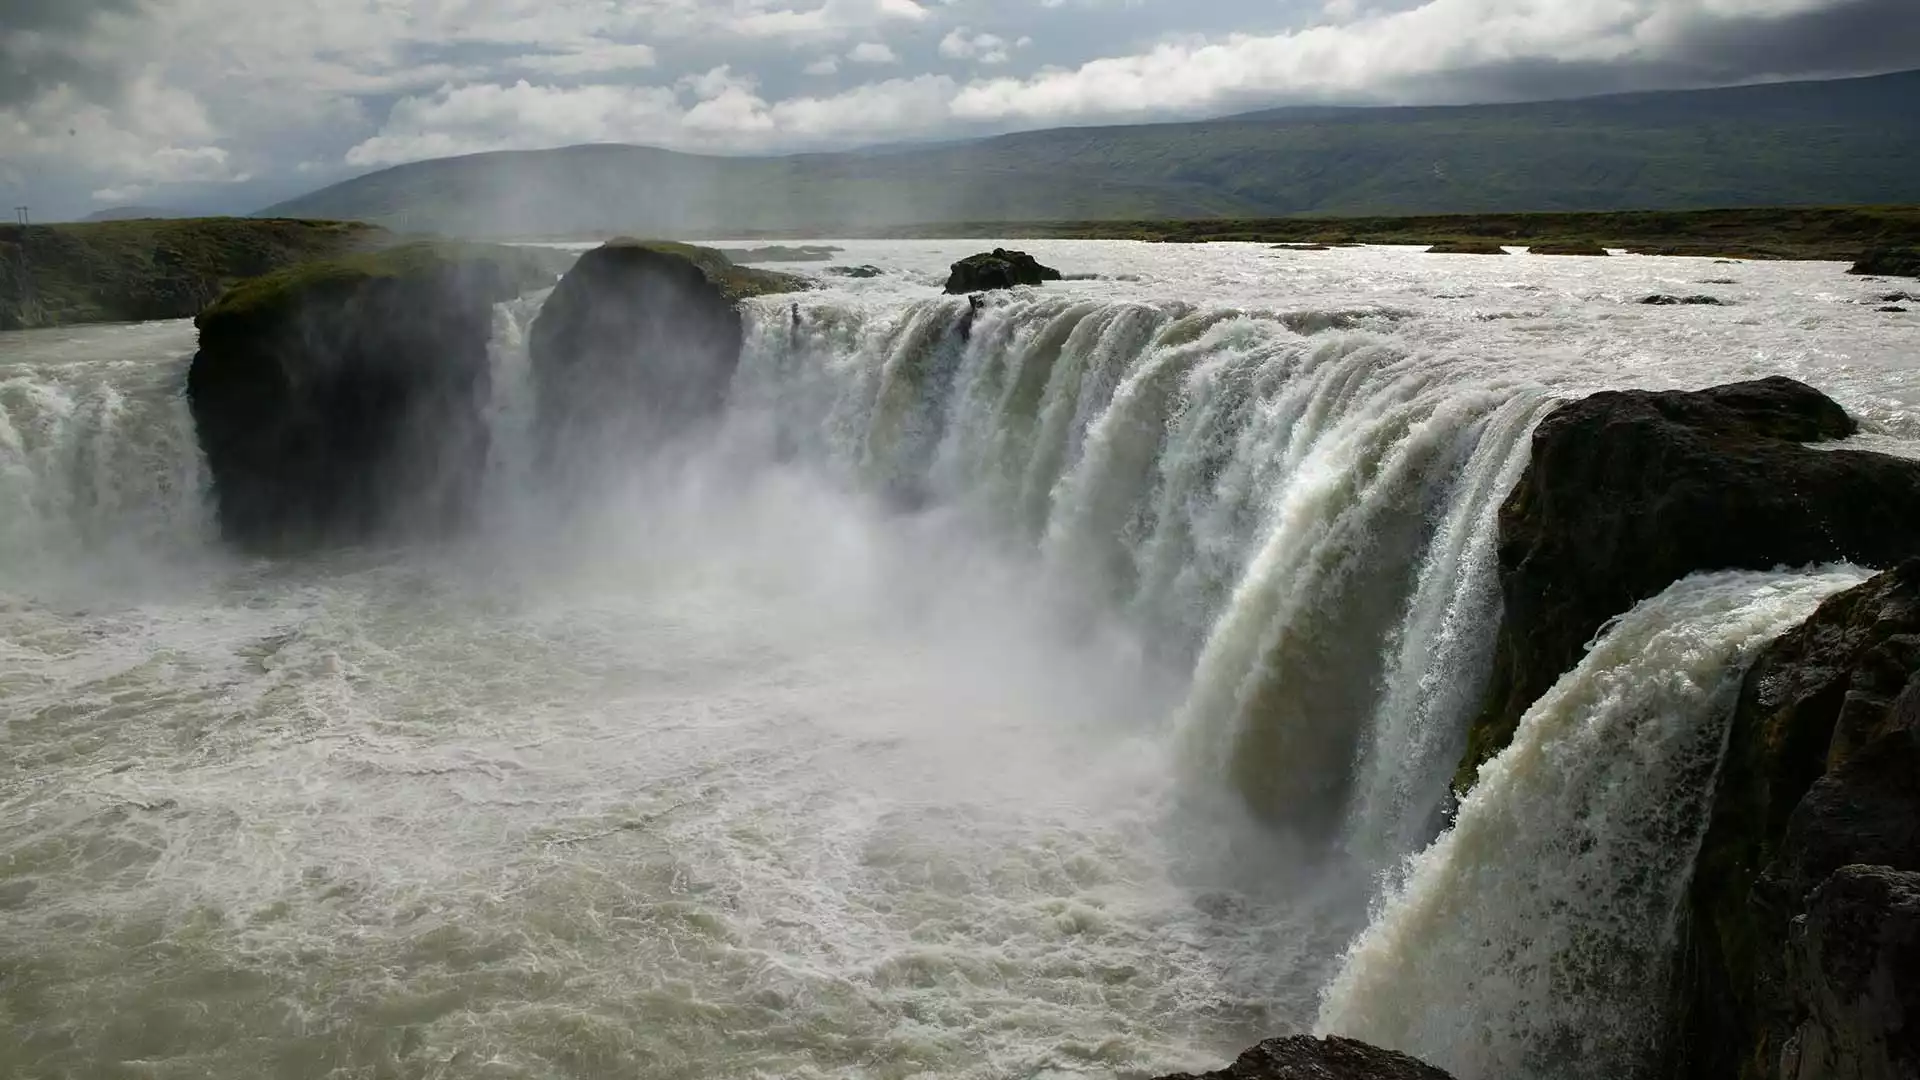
[1315,568,1869,1080]
[0,342,213,581]
[734,294,1546,855]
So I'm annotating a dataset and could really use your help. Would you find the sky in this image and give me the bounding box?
[3,0,1917,219]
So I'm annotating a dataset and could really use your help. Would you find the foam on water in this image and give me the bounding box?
[3,242,1918,1079]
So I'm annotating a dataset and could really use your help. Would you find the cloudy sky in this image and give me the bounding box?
[3,0,1916,219]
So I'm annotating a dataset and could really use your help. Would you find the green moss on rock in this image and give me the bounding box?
[598,239,806,302]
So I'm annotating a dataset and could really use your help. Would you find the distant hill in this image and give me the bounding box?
[264,70,1920,237]
[84,206,186,222]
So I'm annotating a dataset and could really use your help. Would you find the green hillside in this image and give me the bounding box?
[0,218,383,330]
[264,71,1920,238]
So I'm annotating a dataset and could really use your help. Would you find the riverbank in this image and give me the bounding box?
[0,218,391,330]
[696,206,1920,262]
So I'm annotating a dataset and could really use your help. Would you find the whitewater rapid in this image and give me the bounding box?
[2,241,1917,1079]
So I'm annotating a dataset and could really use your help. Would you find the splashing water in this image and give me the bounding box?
[1316,568,1871,1080]
[3,241,1918,1079]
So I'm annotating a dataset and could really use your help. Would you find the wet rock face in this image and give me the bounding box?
[529,242,745,461]
[1783,866,1920,1080]
[1676,565,1920,1080]
[1153,1036,1456,1080]
[1463,377,1920,787]
[943,248,1062,294]
[188,245,548,552]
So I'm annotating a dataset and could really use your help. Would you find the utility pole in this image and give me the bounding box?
[13,207,27,226]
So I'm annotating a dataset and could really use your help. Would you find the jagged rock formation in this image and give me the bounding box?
[943,249,1062,294]
[1783,866,1920,1080]
[1463,377,1920,788]
[1153,1036,1456,1080]
[1676,564,1920,1080]
[187,242,560,551]
[528,240,801,461]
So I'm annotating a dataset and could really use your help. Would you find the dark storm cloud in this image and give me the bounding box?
[1663,0,1920,81]
[0,0,144,105]
[1406,0,1920,105]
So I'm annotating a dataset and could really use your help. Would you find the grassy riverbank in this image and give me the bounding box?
[0,218,384,330]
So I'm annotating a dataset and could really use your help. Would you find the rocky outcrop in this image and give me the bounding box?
[1425,242,1507,255]
[1153,1036,1456,1080]
[1675,564,1920,1080]
[1783,866,1920,1080]
[943,249,1062,294]
[1462,378,1920,787]
[1642,294,1727,306]
[1850,249,1920,278]
[529,241,800,461]
[187,242,559,552]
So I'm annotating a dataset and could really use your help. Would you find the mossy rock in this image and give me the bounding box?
[598,239,805,302]
[529,241,778,461]
[189,242,561,552]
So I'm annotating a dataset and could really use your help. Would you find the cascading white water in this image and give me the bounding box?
[735,292,1544,853]
[1315,568,1870,1080]
[0,326,213,585]
[6,241,1917,1080]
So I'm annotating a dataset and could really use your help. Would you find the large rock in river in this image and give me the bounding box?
[1461,377,1920,788]
[1850,248,1920,279]
[943,248,1062,294]
[1674,563,1920,1080]
[1153,1036,1456,1080]
[528,240,801,460]
[187,242,560,551]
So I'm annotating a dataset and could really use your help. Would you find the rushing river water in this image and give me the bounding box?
[2,242,1917,1080]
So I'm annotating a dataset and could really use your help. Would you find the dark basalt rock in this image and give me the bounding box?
[187,242,556,552]
[1642,293,1727,306]
[827,264,885,279]
[1153,1036,1455,1080]
[1850,248,1920,279]
[943,248,1062,294]
[529,241,764,461]
[1879,306,1909,314]
[1782,866,1920,1080]
[1675,565,1920,1080]
[1462,378,1920,789]
[1882,292,1918,303]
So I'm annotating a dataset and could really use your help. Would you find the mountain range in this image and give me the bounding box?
[263,70,1920,238]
